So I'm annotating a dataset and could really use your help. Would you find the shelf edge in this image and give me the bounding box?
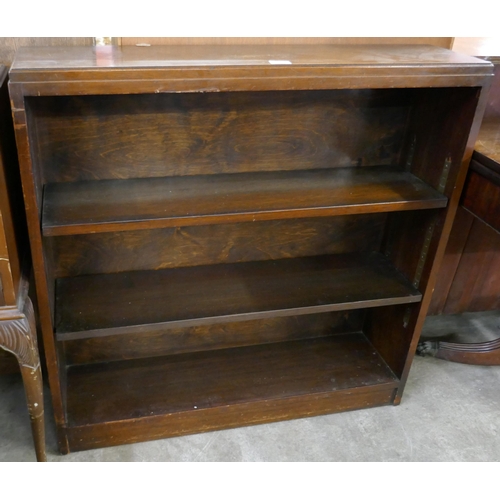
[43,199,448,237]
[56,294,421,341]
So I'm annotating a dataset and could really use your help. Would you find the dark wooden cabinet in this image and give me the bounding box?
[8,45,492,453]
[0,65,45,461]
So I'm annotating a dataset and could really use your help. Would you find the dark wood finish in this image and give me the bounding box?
[42,167,447,236]
[443,217,500,314]
[48,214,386,278]
[67,334,397,425]
[9,45,492,453]
[66,382,396,452]
[32,90,410,183]
[378,80,491,400]
[55,252,421,340]
[0,66,46,461]
[365,303,417,379]
[10,45,488,90]
[425,58,500,365]
[429,61,500,317]
[63,312,364,364]
[64,334,398,450]
[0,296,45,461]
[0,348,19,374]
[0,67,24,302]
[426,208,474,316]
[421,337,500,365]
[462,157,500,231]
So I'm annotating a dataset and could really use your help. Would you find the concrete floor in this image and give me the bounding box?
[1,311,499,462]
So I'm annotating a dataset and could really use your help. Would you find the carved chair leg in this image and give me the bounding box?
[0,298,46,461]
[19,362,46,461]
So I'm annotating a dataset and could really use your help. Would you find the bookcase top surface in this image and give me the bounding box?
[9,44,493,92]
[10,44,490,70]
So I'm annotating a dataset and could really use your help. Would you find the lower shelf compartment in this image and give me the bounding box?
[64,333,399,451]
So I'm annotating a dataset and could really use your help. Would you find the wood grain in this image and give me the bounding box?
[55,252,421,339]
[427,207,474,315]
[31,90,410,184]
[42,167,446,236]
[8,44,491,453]
[0,67,26,303]
[66,383,397,452]
[405,87,481,197]
[462,158,500,232]
[65,334,398,426]
[443,218,500,314]
[10,45,491,94]
[63,312,364,364]
[48,214,386,278]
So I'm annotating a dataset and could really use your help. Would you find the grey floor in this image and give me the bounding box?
[1,311,499,462]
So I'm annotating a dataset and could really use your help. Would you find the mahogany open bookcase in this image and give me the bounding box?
[8,45,492,453]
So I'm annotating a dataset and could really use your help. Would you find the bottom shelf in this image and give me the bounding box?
[64,333,399,451]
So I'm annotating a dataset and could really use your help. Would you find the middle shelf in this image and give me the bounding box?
[55,252,421,341]
[42,166,447,236]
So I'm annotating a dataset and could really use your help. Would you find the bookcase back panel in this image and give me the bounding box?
[47,214,387,278]
[28,89,411,183]
[63,311,364,365]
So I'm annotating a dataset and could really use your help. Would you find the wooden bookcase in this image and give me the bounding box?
[8,45,492,453]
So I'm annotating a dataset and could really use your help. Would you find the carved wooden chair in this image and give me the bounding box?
[0,65,46,461]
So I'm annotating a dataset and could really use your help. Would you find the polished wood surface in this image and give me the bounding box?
[123,37,454,48]
[0,66,45,461]
[43,168,446,236]
[0,37,454,70]
[429,62,500,317]
[33,90,410,182]
[49,214,387,278]
[67,334,397,425]
[65,334,398,450]
[438,212,500,314]
[462,158,500,232]
[428,155,500,319]
[9,45,490,93]
[0,296,45,460]
[55,252,421,340]
[426,58,500,365]
[9,45,491,452]
[424,337,500,366]
[62,312,364,364]
[0,66,23,304]
[11,44,481,72]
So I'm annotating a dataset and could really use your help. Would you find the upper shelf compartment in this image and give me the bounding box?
[42,166,447,236]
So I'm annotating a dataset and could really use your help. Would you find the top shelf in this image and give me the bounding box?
[42,166,448,236]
